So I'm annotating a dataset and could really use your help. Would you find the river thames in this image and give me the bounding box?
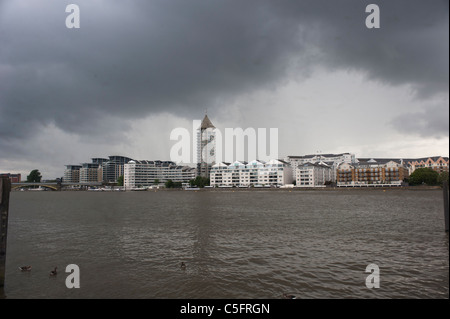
[3,189,449,299]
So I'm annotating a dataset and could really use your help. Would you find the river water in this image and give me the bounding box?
[3,189,449,299]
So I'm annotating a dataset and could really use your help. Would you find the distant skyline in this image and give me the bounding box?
[0,0,448,179]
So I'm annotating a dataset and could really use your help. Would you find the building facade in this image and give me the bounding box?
[337,159,409,186]
[103,155,134,183]
[124,160,196,189]
[0,173,21,183]
[404,156,449,175]
[210,159,293,187]
[63,165,82,183]
[285,153,355,182]
[296,162,333,187]
[79,163,103,183]
[65,156,132,184]
[197,114,216,178]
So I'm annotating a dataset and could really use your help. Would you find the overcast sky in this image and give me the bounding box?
[0,0,448,179]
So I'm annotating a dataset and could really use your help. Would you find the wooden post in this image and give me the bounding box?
[444,181,449,232]
[0,177,11,295]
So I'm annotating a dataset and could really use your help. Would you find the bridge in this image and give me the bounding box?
[12,182,103,191]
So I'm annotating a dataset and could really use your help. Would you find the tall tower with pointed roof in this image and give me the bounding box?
[197,113,216,178]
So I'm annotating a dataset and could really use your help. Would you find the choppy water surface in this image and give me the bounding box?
[4,189,449,298]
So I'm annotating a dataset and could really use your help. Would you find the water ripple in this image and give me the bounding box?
[4,190,449,298]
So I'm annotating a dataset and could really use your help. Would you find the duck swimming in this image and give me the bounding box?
[19,266,32,271]
[180,262,186,269]
[282,293,297,299]
[49,266,58,276]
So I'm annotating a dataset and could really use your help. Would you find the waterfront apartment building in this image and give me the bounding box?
[285,153,356,182]
[92,158,109,167]
[197,114,216,179]
[63,165,82,183]
[210,159,293,187]
[124,160,196,189]
[79,163,103,183]
[103,155,134,183]
[296,162,333,187]
[65,156,133,184]
[404,156,449,175]
[337,159,409,186]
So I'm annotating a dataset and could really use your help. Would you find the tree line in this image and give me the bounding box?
[407,168,448,186]
[165,176,210,188]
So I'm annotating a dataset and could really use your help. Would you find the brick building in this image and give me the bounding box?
[0,173,21,183]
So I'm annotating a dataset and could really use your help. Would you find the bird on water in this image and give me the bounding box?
[19,266,32,271]
[49,266,58,276]
[180,262,186,270]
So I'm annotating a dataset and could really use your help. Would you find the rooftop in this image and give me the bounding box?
[287,153,352,159]
[200,114,215,130]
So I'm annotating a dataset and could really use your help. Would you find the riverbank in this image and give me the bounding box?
[13,185,443,192]
[135,185,443,192]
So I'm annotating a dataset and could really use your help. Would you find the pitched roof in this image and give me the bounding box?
[298,162,332,169]
[200,114,215,129]
[357,158,403,165]
[404,156,449,163]
[287,153,352,159]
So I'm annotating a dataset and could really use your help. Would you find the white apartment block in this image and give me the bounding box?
[285,153,355,182]
[210,159,293,187]
[296,162,333,187]
[124,160,196,189]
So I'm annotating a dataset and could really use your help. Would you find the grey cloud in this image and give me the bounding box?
[390,101,449,138]
[284,0,449,98]
[1,1,305,138]
[0,0,448,147]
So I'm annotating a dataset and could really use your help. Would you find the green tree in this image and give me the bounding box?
[27,169,42,182]
[408,168,439,186]
[189,176,210,188]
[165,179,174,188]
[117,175,124,186]
[154,179,160,185]
[164,180,183,188]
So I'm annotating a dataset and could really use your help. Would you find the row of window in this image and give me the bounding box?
[212,177,282,181]
[212,168,285,172]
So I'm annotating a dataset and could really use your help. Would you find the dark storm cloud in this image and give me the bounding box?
[0,0,448,145]
[390,102,449,138]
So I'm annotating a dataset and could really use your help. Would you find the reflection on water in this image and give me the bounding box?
[4,189,449,298]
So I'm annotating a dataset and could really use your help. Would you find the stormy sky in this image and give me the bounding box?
[0,0,448,179]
